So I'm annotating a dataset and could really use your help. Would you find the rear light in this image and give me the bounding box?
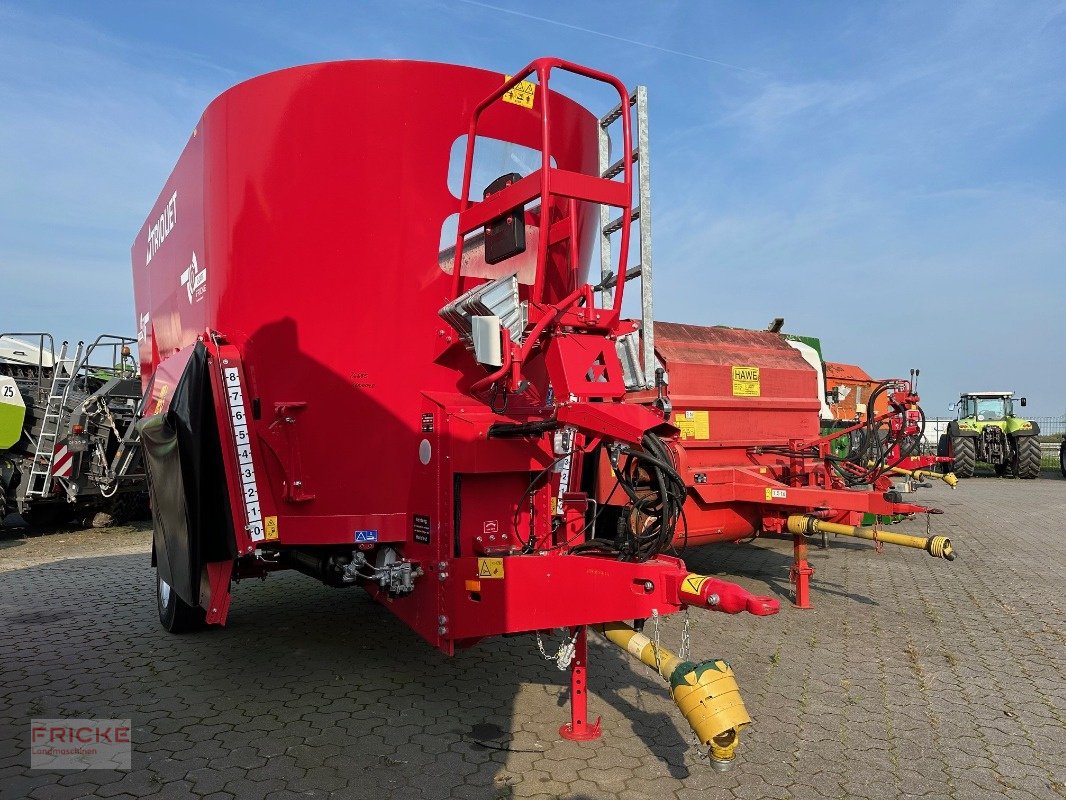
[72,424,84,435]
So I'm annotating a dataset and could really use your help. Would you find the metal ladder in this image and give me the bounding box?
[25,340,84,498]
[598,85,655,390]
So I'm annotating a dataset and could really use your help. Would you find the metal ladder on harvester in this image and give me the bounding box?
[598,85,656,391]
[25,340,84,498]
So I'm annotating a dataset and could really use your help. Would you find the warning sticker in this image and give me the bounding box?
[732,366,761,397]
[681,574,709,596]
[676,410,710,440]
[264,516,278,541]
[355,530,379,543]
[477,557,505,579]
[502,75,536,109]
[764,488,787,501]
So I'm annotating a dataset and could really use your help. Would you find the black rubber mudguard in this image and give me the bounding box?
[137,342,235,607]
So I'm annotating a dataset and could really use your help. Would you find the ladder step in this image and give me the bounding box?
[602,208,640,236]
[601,148,639,180]
[596,265,643,291]
[600,91,638,129]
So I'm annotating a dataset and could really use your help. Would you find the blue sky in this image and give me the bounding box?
[1,1,1064,416]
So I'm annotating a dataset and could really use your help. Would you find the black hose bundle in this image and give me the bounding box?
[571,433,687,562]
[831,381,926,485]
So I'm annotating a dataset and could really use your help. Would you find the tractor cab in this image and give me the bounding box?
[953,392,1023,422]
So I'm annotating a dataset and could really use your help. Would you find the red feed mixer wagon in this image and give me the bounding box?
[132,57,957,767]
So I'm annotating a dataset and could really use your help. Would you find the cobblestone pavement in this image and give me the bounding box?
[1,474,1064,800]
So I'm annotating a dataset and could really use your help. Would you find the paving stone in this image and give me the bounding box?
[1,477,1064,799]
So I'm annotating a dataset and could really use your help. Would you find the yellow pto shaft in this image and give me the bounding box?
[595,621,750,770]
[887,465,958,488]
[786,515,955,560]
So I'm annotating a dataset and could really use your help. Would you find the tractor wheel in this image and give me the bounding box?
[107,491,151,526]
[948,436,976,478]
[157,569,206,633]
[1011,436,1042,480]
[1060,441,1066,479]
[936,435,952,475]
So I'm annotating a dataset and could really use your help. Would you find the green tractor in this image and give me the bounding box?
[938,391,1041,479]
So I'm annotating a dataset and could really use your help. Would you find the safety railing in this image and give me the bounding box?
[451,57,634,322]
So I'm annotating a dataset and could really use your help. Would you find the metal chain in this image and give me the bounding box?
[536,632,553,660]
[535,628,580,671]
[678,607,691,661]
[652,609,662,675]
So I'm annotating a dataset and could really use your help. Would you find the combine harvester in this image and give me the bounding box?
[0,333,145,526]
[133,58,957,767]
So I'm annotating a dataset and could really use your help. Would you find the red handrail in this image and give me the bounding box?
[451,57,633,318]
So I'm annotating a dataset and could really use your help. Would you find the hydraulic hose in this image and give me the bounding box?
[571,432,687,562]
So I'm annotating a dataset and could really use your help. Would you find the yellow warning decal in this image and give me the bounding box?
[681,574,709,596]
[264,515,279,541]
[676,410,710,440]
[502,75,536,109]
[477,557,505,579]
[764,488,787,501]
[732,366,761,397]
[152,383,170,415]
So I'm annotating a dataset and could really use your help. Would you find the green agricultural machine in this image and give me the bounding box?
[0,333,147,527]
[937,391,1041,479]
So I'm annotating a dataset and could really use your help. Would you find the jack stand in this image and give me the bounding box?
[559,626,602,741]
[789,533,814,609]
[204,560,234,625]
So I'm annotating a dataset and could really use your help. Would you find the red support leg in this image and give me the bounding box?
[204,560,234,625]
[559,626,602,741]
[789,533,814,609]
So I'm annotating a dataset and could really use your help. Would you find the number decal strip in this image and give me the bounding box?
[222,365,264,542]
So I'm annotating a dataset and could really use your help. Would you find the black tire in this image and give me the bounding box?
[949,435,976,478]
[23,503,75,529]
[157,569,206,633]
[108,492,151,526]
[1011,436,1041,480]
[936,434,957,475]
[1060,442,1066,479]
[0,456,18,521]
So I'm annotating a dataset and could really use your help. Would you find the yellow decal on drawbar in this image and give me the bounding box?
[677,410,710,440]
[264,515,279,541]
[681,574,709,596]
[732,366,761,397]
[502,75,536,109]
[477,558,505,579]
